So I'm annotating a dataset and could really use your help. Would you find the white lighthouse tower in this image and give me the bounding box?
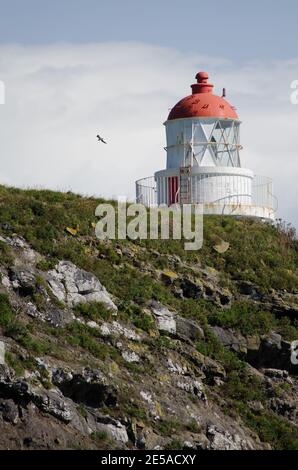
[136,71,274,219]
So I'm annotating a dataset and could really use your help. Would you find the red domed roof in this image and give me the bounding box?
[167,71,238,121]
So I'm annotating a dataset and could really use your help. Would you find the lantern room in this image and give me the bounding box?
[165,71,241,169]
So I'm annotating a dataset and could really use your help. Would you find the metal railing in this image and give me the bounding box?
[252,174,276,211]
[135,176,157,206]
[135,174,275,211]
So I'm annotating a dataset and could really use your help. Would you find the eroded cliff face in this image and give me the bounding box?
[0,187,298,450]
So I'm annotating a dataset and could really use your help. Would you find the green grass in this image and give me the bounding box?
[156,418,183,436]
[5,351,25,376]
[132,312,155,333]
[74,301,113,322]
[240,406,298,450]
[119,302,155,333]
[91,430,108,441]
[123,403,147,420]
[165,440,184,450]
[36,259,57,271]
[208,300,298,341]
[186,418,201,433]
[0,293,50,354]
[0,241,14,267]
[1,185,298,304]
[0,293,14,329]
[66,321,119,360]
[223,369,265,402]
[208,301,275,336]
[195,326,244,372]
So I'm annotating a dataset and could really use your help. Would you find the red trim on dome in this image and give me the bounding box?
[167,71,239,120]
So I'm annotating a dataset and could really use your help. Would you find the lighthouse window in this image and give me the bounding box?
[202,120,241,167]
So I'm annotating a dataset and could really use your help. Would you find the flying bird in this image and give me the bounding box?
[96,134,107,144]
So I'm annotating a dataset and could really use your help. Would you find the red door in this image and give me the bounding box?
[168,176,178,205]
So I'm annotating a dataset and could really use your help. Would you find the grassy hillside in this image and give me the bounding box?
[0,184,298,450]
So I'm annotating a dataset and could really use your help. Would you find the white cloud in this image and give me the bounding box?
[0,42,298,227]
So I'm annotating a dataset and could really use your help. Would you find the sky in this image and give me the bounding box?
[0,0,298,62]
[0,0,298,226]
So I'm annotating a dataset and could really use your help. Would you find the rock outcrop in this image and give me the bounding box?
[47,261,117,311]
[150,301,204,342]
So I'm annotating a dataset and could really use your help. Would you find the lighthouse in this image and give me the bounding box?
[136,71,275,219]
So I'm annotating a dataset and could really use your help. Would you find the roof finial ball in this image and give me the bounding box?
[196,71,209,81]
[191,71,214,94]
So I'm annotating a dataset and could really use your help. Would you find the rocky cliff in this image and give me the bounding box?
[0,185,298,450]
